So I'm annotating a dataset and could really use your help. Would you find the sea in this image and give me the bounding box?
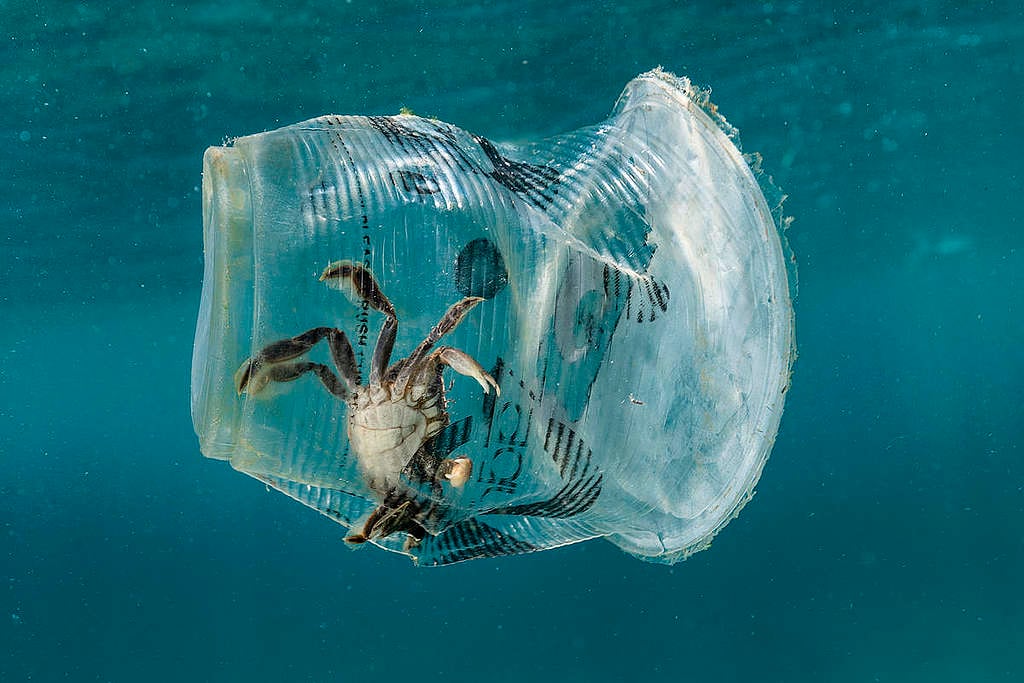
[2,1,1022,681]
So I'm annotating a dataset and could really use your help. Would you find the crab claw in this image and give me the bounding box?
[441,456,473,488]
[438,347,501,396]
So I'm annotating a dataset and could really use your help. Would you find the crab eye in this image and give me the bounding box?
[192,69,795,566]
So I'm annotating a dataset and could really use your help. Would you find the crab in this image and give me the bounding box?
[234,260,499,549]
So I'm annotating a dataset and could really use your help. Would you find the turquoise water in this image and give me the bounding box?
[3,1,1022,680]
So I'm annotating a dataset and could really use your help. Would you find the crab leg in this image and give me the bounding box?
[235,326,359,396]
[319,260,396,316]
[345,500,426,546]
[372,317,398,385]
[320,260,399,384]
[395,296,485,390]
[252,361,352,398]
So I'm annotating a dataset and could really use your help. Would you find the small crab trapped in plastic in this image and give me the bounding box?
[191,69,795,566]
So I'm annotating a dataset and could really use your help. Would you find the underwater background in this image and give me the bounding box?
[2,0,1022,680]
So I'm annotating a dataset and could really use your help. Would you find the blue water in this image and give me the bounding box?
[3,1,1022,681]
